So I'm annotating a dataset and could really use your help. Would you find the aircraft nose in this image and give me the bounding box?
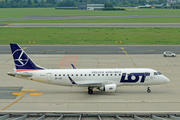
[164,76,170,83]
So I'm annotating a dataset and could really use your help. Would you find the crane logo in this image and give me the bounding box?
[13,49,29,67]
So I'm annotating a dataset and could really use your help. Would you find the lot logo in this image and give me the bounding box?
[13,49,29,67]
[109,87,113,90]
[120,73,150,83]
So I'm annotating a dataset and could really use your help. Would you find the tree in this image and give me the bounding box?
[138,0,146,5]
[46,0,55,4]
[105,2,113,7]
[27,0,32,5]
[34,0,38,4]
[149,0,158,4]
[40,0,46,6]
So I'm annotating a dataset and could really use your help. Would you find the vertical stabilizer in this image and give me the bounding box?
[10,43,45,71]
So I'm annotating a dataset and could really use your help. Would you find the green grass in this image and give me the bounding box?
[1,8,180,19]
[1,17,180,23]
[1,27,180,45]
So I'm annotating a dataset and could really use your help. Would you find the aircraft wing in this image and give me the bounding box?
[76,82,104,87]
[68,76,111,87]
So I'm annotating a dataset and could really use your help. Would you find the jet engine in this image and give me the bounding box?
[99,84,117,93]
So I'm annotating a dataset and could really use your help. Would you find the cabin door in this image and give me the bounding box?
[47,73,52,82]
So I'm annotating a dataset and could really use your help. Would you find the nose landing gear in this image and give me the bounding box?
[147,87,151,93]
[88,86,93,94]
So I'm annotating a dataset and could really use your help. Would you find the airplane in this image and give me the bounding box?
[137,3,151,9]
[7,43,170,94]
[153,3,163,8]
[145,3,151,7]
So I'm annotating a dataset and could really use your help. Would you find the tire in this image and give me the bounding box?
[88,89,93,94]
[147,89,151,93]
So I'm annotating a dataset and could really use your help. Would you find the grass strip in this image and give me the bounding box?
[0,17,180,23]
[1,27,180,45]
[0,8,180,19]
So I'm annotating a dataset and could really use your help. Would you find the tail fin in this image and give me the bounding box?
[10,43,45,71]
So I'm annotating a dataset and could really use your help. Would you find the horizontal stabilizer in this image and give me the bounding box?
[7,72,32,77]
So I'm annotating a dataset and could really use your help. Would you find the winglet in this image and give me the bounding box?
[68,75,77,85]
[71,64,76,69]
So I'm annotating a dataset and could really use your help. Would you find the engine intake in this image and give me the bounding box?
[99,84,117,93]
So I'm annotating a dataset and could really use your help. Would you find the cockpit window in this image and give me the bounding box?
[154,72,158,75]
[157,72,161,75]
[154,72,162,75]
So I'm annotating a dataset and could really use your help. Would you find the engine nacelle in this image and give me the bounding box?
[104,84,117,93]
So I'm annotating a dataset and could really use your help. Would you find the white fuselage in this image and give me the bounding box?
[16,68,170,87]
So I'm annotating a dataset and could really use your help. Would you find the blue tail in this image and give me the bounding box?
[10,43,45,71]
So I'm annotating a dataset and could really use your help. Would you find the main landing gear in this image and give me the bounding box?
[88,86,93,94]
[147,87,151,93]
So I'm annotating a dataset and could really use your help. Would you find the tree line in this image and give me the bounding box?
[0,0,169,8]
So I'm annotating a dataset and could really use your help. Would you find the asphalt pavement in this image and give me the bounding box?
[1,45,179,54]
[0,15,180,21]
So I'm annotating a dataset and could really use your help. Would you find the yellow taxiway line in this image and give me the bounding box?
[121,47,138,68]
[1,96,24,111]
[3,23,13,27]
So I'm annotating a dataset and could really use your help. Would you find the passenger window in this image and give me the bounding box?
[115,74,116,76]
[71,74,73,76]
[63,74,65,76]
[93,74,95,76]
[59,74,61,76]
[76,74,78,76]
[67,74,69,76]
[85,74,86,76]
[106,74,108,76]
[119,74,121,76]
[55,74,57,76]
[89,74,91,76]
[110,74,112,76]
[102,74,104,76]
[81,74,82,76]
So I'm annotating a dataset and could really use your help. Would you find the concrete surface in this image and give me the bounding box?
[0,54,179,112]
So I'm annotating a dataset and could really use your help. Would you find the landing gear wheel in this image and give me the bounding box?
[88,89,93,94]
[147,87,151,93]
